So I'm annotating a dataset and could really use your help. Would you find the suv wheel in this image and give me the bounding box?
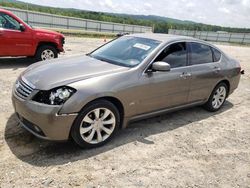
[204,82,228,112]
[71,100,120,148]
[35,45,58,61]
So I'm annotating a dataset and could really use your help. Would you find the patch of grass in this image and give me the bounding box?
[38,27,117,38]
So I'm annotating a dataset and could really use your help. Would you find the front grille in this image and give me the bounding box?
[15,78,35,100]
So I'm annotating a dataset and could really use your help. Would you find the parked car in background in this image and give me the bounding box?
[0,8,65,61]
[12,34,242,148]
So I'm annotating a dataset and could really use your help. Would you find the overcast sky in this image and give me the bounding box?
[20,0,250,28]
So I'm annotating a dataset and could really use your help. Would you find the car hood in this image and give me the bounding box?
[21,55,129,90]
[33,28,64,38]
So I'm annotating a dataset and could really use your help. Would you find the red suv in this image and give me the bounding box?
[0,9,65,61]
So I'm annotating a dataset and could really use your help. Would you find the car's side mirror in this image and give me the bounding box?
[151,61,171,72]
[20,24,25,32]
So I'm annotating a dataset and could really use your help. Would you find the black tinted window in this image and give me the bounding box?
[155,42,187,68]
[0,13,20,30]
[212,48,222,62]
[0,15,4,28]
[190,43,213,65]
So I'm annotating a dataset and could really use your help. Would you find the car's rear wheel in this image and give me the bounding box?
[35,45,58,61]
[71,100,120,148]
[204,82,228,112]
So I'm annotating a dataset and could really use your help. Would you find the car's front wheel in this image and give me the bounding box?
[71,100,120,148]
[204,82,228,112]
[35,45,58,61]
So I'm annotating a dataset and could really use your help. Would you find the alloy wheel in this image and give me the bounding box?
[41,49,55,60]
[79,108,116,144]
[212,86,226,109]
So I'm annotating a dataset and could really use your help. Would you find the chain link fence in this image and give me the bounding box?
[169,29,250,44]
[2,7,153,34]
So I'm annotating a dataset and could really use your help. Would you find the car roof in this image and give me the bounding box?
[128,33,227,58]
[129,33,202,43]
[0,8,11,14]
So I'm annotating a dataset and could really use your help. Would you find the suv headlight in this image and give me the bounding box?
[33,86,76,105]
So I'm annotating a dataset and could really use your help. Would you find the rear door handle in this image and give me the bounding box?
[213,66,221,72]
[180,72,192,79]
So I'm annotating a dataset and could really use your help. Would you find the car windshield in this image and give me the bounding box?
[90,36,161,67]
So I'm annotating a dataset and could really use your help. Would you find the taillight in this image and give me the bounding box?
[239,64,245,75]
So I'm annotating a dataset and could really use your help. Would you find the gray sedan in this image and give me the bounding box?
[12,34,241,148]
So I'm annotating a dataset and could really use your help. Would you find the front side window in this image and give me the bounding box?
[0,13,20,30]
[190,43,213,65]
[90,36,161,67]
[0,15,4,28]
[154,42,187,68]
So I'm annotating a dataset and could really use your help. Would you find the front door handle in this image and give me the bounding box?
[180,72,192,79]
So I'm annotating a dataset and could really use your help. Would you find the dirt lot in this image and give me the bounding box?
[0,37,249,188]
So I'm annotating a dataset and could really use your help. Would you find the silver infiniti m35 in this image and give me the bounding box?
[12,34,242,148]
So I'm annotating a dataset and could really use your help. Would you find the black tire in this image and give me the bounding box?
[35,45,58,62]
[71,100,121,148]
[203,82,228,112]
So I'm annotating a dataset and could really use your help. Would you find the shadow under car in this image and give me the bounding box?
[5,101,234,167]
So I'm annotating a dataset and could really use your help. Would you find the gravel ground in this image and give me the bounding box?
[0,37,250,188]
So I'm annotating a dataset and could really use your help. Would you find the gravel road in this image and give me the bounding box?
[0,37,249,187]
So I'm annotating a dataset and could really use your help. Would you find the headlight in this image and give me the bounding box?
[33,86,76,105]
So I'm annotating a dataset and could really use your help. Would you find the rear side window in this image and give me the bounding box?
[212,48,222,62]
[154,42,187,68]
[189,43,213,65]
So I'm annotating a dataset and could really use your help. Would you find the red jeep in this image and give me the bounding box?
[0,9,65,61]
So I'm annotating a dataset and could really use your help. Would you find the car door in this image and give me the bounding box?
[0,12,33,56]
[0,13,8,55]
[135,42,192,115]
[187,42,224,102]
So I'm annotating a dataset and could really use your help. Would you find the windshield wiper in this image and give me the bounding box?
[93,55,131,67]
[88,54,132,68]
